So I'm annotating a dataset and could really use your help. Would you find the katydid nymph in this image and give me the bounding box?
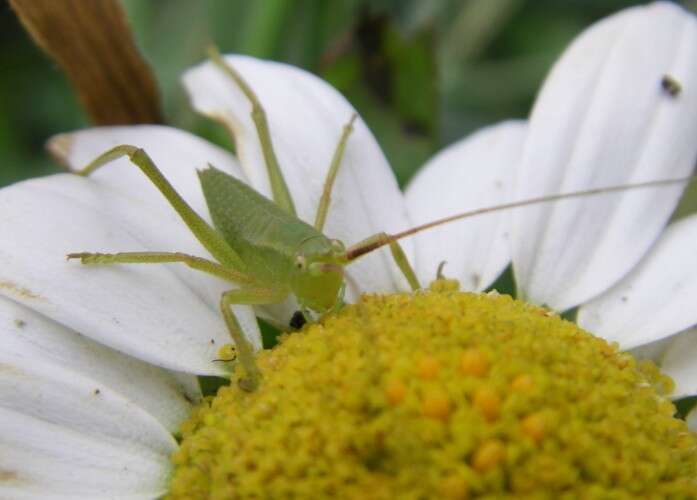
[67,50,694,392]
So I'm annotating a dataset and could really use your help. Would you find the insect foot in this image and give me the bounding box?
[67,252,108,264]
[214,344,237,362]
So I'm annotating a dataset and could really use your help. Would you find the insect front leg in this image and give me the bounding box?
[346,232,421,292]
[220,286,289,392]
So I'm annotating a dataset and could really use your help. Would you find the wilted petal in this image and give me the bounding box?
[405,121,524,290]
[183,55,413,300]
[513,2,697,311]
[0,297,186,499]
[578,214,697,350]
[0,173,261,376]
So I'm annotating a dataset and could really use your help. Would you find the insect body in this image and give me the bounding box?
[68,50,694,391]
[199,166,346,314]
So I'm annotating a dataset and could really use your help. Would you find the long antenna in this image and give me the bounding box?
[345,175,695,261]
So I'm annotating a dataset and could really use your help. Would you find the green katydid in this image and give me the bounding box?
[67,49,694,392]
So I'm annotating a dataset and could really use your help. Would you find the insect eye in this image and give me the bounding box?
[294,255,307,270]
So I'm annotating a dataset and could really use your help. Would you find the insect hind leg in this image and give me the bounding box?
[74,145,246,271]
[67,251,255,285]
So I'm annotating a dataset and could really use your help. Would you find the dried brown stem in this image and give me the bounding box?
[10,0,163,125]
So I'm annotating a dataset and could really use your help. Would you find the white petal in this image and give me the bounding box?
[0,346,174,456]
[183,55,413,299]
[578,214,697,350]
[0,408,169,500]
[656,328,697,399]
[687,404,697,432]
[0,299,188,499]
[0,173,260,375]
[513,2,697,310]
[405,121,524,290]
[47,125,245,221]
[0,295,199,432]
[630,330,697,400]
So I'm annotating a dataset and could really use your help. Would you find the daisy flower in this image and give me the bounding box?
[2,2,697,498]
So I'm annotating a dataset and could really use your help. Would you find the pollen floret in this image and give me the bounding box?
[169,290,697,499]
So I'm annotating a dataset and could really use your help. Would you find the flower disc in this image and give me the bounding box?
[169,289,697,499]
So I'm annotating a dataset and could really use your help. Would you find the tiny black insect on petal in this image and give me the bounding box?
[290,310,307,330]
[661,74,682,97]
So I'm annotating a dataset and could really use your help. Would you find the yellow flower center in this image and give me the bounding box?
[168,289,697,499]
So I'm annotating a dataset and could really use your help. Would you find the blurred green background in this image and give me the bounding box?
[2,0,696,193]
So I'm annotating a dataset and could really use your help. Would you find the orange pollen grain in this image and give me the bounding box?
[614,354,631,369]
[384,379,407,406]
[417,356,441,380]
[676,432,695,450]
[521,412,547,443]
[421,392,451,421]
[599,343,617,358]
[460,348,489,377]
[511,374,535,392]
[473,387,501,421]
[472,439,506,472]
[440,475,469,499]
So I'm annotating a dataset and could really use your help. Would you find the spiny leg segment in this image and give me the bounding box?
[67,251,255,285]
